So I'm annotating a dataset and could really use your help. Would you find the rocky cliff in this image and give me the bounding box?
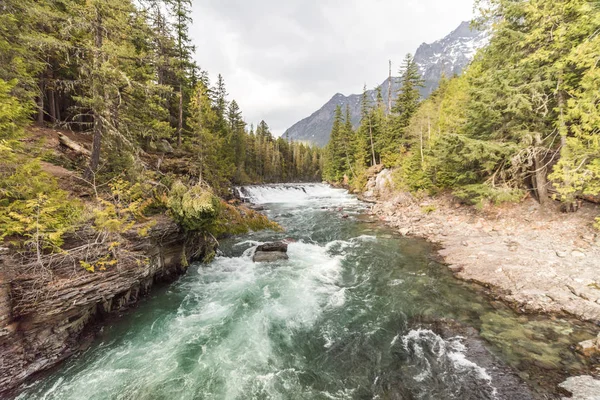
[284,21,488,147]
[0,216,215,396]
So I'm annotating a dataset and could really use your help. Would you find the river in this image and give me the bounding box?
[18,184,593,399]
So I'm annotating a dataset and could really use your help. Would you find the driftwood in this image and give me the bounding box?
[58,133,91,156]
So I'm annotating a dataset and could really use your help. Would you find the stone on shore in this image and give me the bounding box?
[559,376,600,400]
[576,333,600,358]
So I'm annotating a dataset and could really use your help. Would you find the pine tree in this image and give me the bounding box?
[167,0,194,147]
[228,100,247,182]
[188,82,222,187]
[324,106,345,182]
[383,53,424,164]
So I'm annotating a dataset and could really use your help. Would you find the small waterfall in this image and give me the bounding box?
[235,183,358,205]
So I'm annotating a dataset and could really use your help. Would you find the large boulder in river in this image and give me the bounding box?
[256,242,288,252]
[253,241,289,262]
[253,251,289,262]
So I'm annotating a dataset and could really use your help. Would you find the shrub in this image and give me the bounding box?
[210,202,282,236]
[421,205,436,214]
[166,180,281,235]
[0,158,82,251]
[166,181,221,231]
[453,184,524,208]
[92,178,156,236]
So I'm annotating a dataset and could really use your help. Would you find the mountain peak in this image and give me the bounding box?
[284,21,488,147]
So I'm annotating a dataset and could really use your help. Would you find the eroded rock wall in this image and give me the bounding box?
[0,217,213,395]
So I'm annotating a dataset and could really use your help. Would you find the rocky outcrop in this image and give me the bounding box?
[253,242,289,262]
[363,166,393,199]
[0,216,215,396]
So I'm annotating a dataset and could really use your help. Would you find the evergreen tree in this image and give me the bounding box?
[228,100,247,182]
[167,0,194,147]
[383,53,424,164]
[324,106,345,182]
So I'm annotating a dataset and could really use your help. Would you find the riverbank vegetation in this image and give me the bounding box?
[1,0,318,266]
[323,0,600,213]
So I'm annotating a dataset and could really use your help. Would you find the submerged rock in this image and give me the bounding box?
[394,317,537,400]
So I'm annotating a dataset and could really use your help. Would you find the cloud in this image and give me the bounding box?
[189,0,474,135]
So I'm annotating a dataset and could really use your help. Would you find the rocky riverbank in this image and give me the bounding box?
[359,168,600,398]
[0,216,216,397]
[362,169,600,323]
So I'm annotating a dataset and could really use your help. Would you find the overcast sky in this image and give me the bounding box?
[189,0,475,136]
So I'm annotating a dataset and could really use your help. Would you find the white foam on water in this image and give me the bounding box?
[350,235,377,242]
[401,329,498,396]
[17,234,351,400]
[389,279,405,286]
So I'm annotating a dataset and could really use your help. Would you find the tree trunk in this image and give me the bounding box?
[37,78,45,125]
[177,84,183,147]
[369,115,376,166]
[48,89,56,124]
[387,60,392,114]
[419,128,424,170]
[54,91,61,123]
[87,7,103,180]
[533,151,548,206]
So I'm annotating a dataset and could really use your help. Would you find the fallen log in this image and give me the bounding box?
[58,133,91,157]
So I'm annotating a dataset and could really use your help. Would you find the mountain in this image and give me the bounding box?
[284,21,489,147]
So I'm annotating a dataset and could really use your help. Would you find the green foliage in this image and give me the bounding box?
[323,0,600,214]
[453,184,524,208]
[383,53,424,162]
[166,180,281,235]
[0,79,28,143]
[390,152,429,194]
[0,0,318,260]
[92,179,156,236]
[323,106,346,182]
[166,181,221,232]
[421,205,436,214]
[549,13,600,201]
[0,62,81,253]
[210,203,282,237]
[0,159,82,251]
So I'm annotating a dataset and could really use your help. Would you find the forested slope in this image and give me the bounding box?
[323,0,600,221]
[0,0,323,260]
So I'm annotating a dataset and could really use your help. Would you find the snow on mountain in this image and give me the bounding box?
[415,21,489,97]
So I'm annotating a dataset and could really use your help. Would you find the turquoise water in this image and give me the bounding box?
[19,184,593,399]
